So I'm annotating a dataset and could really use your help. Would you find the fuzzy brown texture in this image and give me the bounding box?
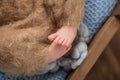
[0,0,84,76]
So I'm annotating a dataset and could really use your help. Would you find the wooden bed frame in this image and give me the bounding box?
[67,0,120,80]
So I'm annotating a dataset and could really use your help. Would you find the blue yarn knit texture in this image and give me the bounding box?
[83,0,116,40]
[0,0,116,80]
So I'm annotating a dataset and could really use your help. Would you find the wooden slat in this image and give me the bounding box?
[104,46,120,79]
[67,16,120,80]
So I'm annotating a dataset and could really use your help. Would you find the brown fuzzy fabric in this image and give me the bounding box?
[0,0,84,76]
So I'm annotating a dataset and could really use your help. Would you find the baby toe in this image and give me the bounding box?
[58,38,64,45]
[66,40,71,47]
[54,37,61,44]
[62,39,67,46]
[48,33,57,41]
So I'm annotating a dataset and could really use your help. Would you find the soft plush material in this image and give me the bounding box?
[0,0,84,75]
[0,0,116,80]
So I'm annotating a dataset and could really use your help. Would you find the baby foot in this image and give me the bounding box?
[48,26,78,47]
[47,26,77,63]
